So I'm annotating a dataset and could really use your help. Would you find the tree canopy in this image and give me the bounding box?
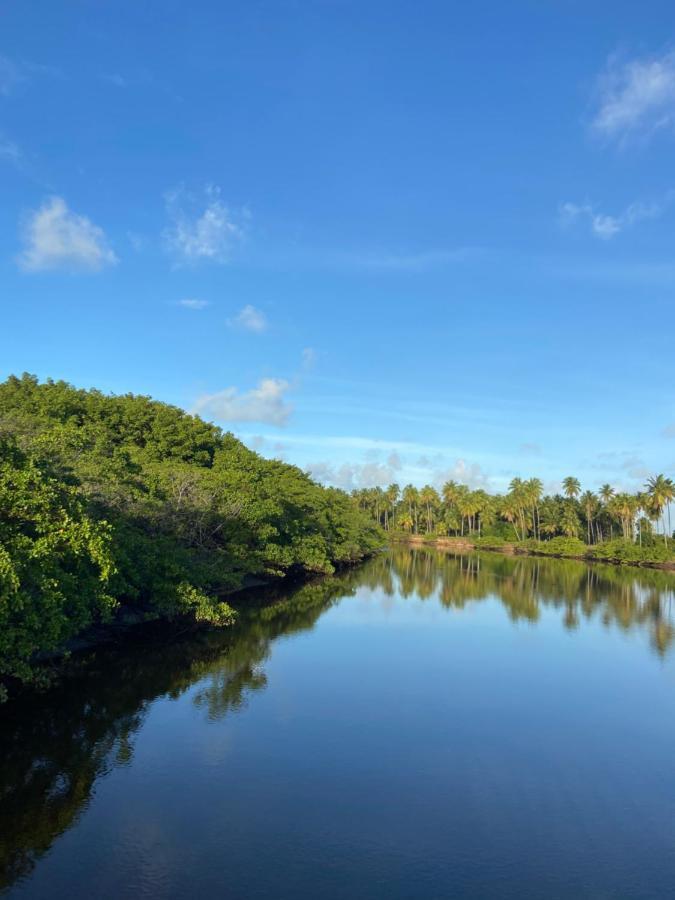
[0,374,380,694]
[354,472,675,554]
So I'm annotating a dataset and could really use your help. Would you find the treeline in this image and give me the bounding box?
[0,374,380,694]
[353,475,675,549]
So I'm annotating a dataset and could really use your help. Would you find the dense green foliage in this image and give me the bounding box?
[354,474,675,564]
[0,374,380,692]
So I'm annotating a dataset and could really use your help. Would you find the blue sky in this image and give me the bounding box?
[2,0,675,494]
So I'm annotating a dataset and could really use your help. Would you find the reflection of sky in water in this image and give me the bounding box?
[4,549,675,899]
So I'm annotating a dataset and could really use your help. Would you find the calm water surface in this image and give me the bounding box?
[3,548,675,898]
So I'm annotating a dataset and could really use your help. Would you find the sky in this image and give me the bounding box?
[2,0,675,495]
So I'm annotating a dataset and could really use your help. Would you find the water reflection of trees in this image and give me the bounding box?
[3,550,675,893]
[372,547,675,654]
[0,575,352,893]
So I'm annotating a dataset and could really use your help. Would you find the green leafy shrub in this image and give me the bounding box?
[519,537,588,557]
[588,539,674,564]
[0,374,381,694]
[0,439,115,686]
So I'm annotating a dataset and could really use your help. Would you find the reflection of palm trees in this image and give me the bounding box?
[376,546,675,652]
[4,549,675,895]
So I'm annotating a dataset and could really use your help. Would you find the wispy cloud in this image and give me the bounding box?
[559,196,667,239]
[306,459,401,490]
[227,304,267,332]
[238,432,467,460]
[432,460,490,490]
[249,243,482,274]
[592,50,675,143]
[305,452,491,491]
[353,247,479,271]
[519,442,542,456]
[590,450,651,481]
[163,184,245,265]
[178,298,209,310]
[18,196,118,272]
[194,378,292,426]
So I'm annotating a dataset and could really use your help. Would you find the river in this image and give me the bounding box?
[3,547,675,898]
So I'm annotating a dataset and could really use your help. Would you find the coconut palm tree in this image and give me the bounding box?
[598,483,615,540]
[401,484,419,534]
[562,476,581,501]
[419,485,439,533]
[610,493,638,541]
[646,474,674,547]
[580,490,598,544]
[500,495,522,541]
[508,478,529,539]
[525,478,543,541]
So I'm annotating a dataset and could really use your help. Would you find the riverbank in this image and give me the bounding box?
[391,533,675,571]
[0,554,377,704]
[0,375,381,695]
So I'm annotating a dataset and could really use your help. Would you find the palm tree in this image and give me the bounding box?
[580,490,597,545]
[598,483,615,540]
[635,491,651,546]
[525,478,543,541]
[402,484,419,534]
[646,474,674,547]
[398,511,414,533]
[508,478,529,539]
[473,489,493,537]
[501,495,522,541]
[419,485,439,534]
[610,493,638,541]
[562,476,581,501]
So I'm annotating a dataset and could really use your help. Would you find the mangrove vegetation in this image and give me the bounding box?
[0,374,380,696]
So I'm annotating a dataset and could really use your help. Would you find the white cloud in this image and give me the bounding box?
[194,378,292,426]
[18,196,118,272]
[592,51,675,143]
[163,184,244,264]
[559,198,665,240]
[433,460,490,490]
[227,304,267,332]
[306,460,401,490]
[178,298,209,310]
[387,451,402,470]
[307,451,482,492]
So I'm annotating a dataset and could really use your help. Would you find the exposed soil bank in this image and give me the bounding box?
[392,534,675,571]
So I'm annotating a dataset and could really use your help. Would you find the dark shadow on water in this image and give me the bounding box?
[2,548,675,894]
